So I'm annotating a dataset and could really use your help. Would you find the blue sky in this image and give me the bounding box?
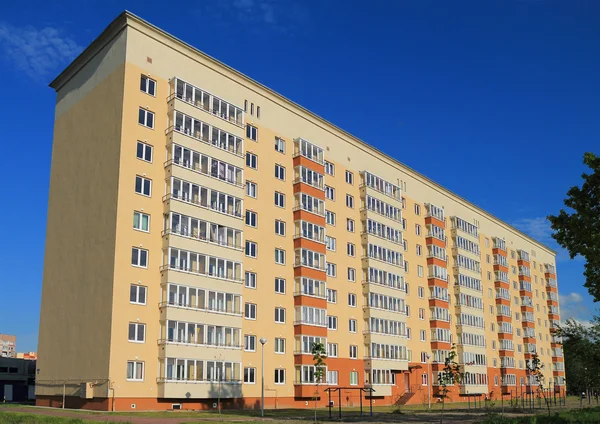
[0,0,598,352]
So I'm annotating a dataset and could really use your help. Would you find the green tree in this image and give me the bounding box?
[558,318,600,397]
[437,344,462,424]
[311,342,327,423]
[526,353,550,415]
[548,152,600,301]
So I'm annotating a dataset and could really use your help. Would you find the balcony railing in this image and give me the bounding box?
[167,158,244,188]
[160,264,243,284]
[158,377,241,384]
[159,301,242,316]
[164,192,243,219]
[158,337,241,349]
[162,228,243,251]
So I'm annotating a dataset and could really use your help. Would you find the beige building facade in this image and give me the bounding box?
[37,11,564,411]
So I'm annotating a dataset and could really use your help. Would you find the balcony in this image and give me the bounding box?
[164,224,243,251]
[169,110,244,157]
[171,77,244,127]
[157,378,242,399]
[162,249,243,284]
[166,183,243,220]
[293,137,324,165]
[360,171,402,202]
[167,157,244,189]
[293,166,324,191]
[159,336,241,350]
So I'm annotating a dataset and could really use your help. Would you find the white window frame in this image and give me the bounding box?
[348,268,356,282]
[244,335,257,351]
[130,284,147,305]
[245,240,258,258]
[138,108,154,128]
[246,125,258,141]
[246,152,258,169]
[275,338,285,354]
[275,220,286,236]
[245,303,257,320]
[347,218,355,232]
[348,293,357,307]
[275,164,286,181]
[275,248,286,265]
[131,247,148,268]
[244,367,256,383]
[128,322,145,343]
[135,176,152,197]
[245,271,257,289]
[275,137,285,153]
[274,307,286,324]
[136,141,153,162]
[133,211,150,232]
[346,194,354,208]
[275,191,285,207]
[245,210,258,227]
[345,170,354,185]
[126,361,144,381]
[275,277,286,294]
[246,181,257,198]
[140,75,156,96]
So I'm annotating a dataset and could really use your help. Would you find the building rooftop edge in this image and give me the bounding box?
[49,10,557,257]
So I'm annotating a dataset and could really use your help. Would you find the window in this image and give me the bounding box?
[415,224,421,236]
[414,204,421,215]
[275,278,286,294]
[325,161,334,175]
[275,164,286,180]
[486,254,490,264]
[348,268,356,282]
[418,286,424,298]
[275,338,285,354]
[136,141,153,162]
[245,271,257,289]
[348,319,358,334]
[274,369,285,384]
[130,285,147,305]
[327,263,337,277]
[347,218,355,232]
[416,244,422,256]
[245,335,256,351]
[406,328,411,339]
[246,181,257,198]
[135,176,151,196]
[244,367,256,383]
[419,308,425,320]
[275,307,286,323]
[403,240,408,251]
[246,152,258,169]
[325,186,335,200]
[325,236,336,251]
[420,330,426,341]
[348,294,357,307]
[345,170,354,184]
[327,370,339,385]
[245,303,257,319]
[275,220,286,236]
[350,371,358,386]
[133,211,150,232]
[422,373,428,386]
[328,316,338,330]
[256,106,261,119]
[326,211,336,225]
[245,210,257,227]
[246,125,258,141]
[404,261,409,273]
[127,361,144,381]
[402,218,407,230]
[138,108,154,128]
[275,191,285,207]
[346,194,354,208]
[327,343,338,357]
[349,345,358,359]
[275,248,286,264]
[275,137,285,153]
[131,247,148,268]
[245,241,257,258]
[417,265,423,277]
[327,289,337,303]
[128,322,145,343]
[140,75,156,95]
[244,100,248,112]
[347,243,356,257]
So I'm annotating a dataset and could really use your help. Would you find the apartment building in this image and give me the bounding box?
[0,334,16,358]
[36,11,564,411]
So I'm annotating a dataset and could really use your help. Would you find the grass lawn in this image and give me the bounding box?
[479,406,600,423]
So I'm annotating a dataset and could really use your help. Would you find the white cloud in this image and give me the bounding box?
[511,216,583,263]
[558,291,591,325]
[0,23,82,83]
